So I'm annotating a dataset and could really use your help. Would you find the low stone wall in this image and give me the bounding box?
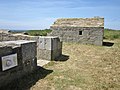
[0,29,10,34]
[0,33,30,41]
[0,40,37,87]
[0,33,62,60]
[0,33,62,87]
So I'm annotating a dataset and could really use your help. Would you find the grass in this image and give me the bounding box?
[26,29,52,36]
[1,29,120,90]
[26,28,120,40]
[30,39,120,90]
[104,29,120,40]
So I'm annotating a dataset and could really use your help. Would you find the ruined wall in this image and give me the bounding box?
[0,33,30,41]
[49,17,104,46]
[0,29,10,34]
[0,33,62,87]
[0,33,62,60]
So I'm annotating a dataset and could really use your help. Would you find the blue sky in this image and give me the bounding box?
[0,0,120,30]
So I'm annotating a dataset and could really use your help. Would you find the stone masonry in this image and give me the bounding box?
[0,40,37,87]
[49,17,104,46]
[0,29,10,34]
[0,33,62,61]
[37,36,62,60]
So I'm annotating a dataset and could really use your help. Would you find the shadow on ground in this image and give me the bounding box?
[55,54,69,61]
[0,66,53,90]
[103,41,114,47]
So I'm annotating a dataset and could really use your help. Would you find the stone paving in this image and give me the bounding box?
[37,60,50,67]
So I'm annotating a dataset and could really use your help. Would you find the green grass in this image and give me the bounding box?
[1,29,120,90]
[27,28,120,40]
[104,29,120,40]
[26,29,52,36]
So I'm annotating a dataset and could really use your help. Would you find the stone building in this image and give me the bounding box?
[49,17,104,46]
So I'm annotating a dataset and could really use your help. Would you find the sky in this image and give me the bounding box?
[0,0,120,30]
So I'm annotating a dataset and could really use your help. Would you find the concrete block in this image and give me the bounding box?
[38,37,45,49]
[37,36,62,60]
[44,37,52,50]
[0,40,37,87]
[0,46,12,56]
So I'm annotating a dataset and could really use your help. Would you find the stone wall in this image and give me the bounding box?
[0,40,37,87]
[49,17,104,46]
[0,29,10,34]
[0,33,62,60]
[0,33,30,41]
[0,32,62,87]
[50,27,104,45]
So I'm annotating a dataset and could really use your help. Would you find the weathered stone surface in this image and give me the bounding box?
[49,17,104,46]
[0,45,12,56]
[0,40,37,87]
[37,36,62,60]
[0,29,10,34]
[51,17,104,27]
[37,49,62,60]
[0,33,62,60]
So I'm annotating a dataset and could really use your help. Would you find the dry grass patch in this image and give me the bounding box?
[31,39,120,90]
[1,39,119,90]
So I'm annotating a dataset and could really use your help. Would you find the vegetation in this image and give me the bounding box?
[26,29,52,36]
[33,40,120,90]
[104,29,120,40]
[1,29,120,90]
[26,28,120,40]
[3,40,119,90]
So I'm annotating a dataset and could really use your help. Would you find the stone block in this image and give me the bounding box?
[0,40,37,87]
[37,36,62,60]
[0,46,12,56]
